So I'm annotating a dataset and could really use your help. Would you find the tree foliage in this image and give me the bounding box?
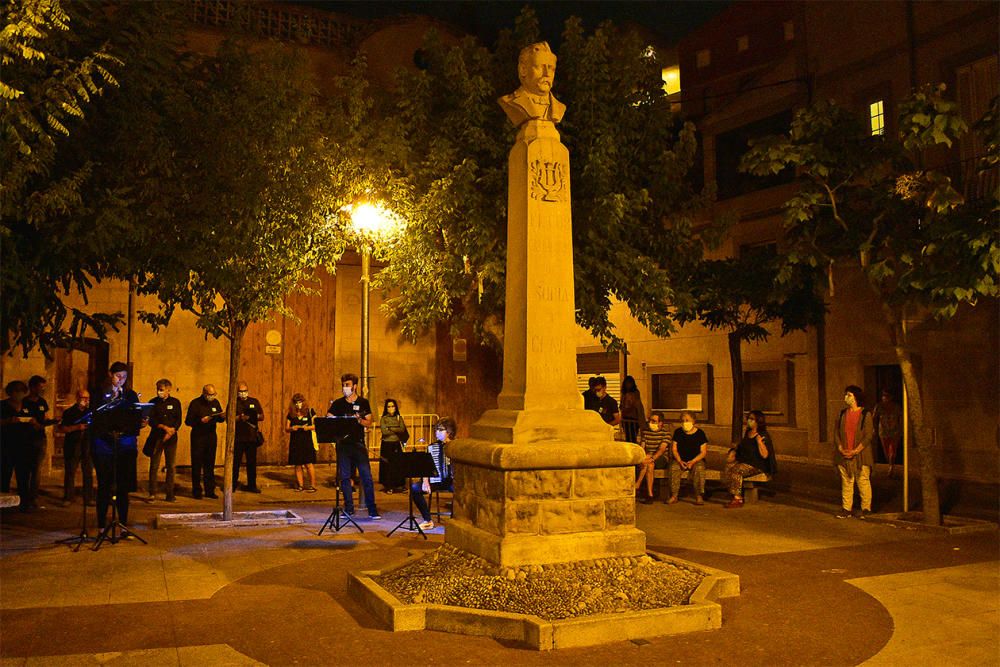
[741,84,999,523]
[374,9,710,348]
[135,40,367,518]
[1,0,186,356]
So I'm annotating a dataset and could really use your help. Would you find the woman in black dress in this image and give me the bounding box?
[724,410,776,508]
[285,393,317,492]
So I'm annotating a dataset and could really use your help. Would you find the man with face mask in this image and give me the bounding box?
[327,373,380,519]
[582,376,622,427]
[92,362,142,529]
[185,384,225,499]
[59,389,94,506]
[233,381,264,493]
[1,380,34,509]
[146,379,182,502]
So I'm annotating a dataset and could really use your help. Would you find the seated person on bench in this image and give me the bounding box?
[669,411,709,506]
[635,412,671,504]
[410,417,455,531]
[724,410,776,508]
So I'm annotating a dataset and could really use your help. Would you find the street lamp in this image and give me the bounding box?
[347,201,404,399]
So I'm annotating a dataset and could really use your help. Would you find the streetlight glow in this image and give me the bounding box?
[347,202,404,242]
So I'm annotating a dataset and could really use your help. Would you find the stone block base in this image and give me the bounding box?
[445,518,646,567]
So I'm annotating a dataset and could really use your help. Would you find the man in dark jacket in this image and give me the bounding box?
[233,381,264,493]
[146,379,182,502]
[185,385,224,499]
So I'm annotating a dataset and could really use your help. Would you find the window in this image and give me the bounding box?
[736,35,749,53]
[743,370,781,413]
[648,364,713,421]
[741,361,794,425]
[661,65,681,96]
[783,21,795,41]
[715,110,795,199]
[696,49,711,69]
[869,100,885,136]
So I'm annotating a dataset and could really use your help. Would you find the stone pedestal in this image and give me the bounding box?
[446,119,644,566]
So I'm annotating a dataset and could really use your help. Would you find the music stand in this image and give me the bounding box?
[55,409,96,551]
[387,451,438,539]
[316,416,363,535]
[91,403,149,550]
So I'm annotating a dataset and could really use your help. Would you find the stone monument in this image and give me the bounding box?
[446,42,645,566]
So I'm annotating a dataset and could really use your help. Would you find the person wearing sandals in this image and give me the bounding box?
[668,410,709,505]
[724,410,776,508]
[635,412,671,503]
[286,393,317,493]
[378,398,408,493]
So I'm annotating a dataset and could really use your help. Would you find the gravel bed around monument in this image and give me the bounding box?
[373,545,708,620]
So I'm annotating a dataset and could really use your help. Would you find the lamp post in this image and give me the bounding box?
[348,202,403,399]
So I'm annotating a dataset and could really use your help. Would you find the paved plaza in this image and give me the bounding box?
[1,466,997,666]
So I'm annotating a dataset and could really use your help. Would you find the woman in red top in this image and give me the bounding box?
[834,385,874,519]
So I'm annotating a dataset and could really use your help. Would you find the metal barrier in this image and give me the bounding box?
[367,413,440,458]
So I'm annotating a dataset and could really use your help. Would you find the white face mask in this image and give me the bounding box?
[682,420,695,433]
[649,422,661,431]
[342,386,353,398]
[435,429,447,442]
[157,390,168,399]
[238,391,249,400]
[387,405,397,414]
[295,402,304,410]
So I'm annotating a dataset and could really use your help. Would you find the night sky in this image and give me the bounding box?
[291,1,730,46]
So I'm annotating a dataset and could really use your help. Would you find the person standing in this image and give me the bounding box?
[23,375,52,509]
[582,376,621,427]
[327,373,380,519]
[724,410,776,508]
[619,375,646,444]
[286,393,317,493]
[0,380,35,510]
[834,385,874,519]
[378,398,408,493]
[185,384,224,499]
[410,417,455,531]
[91,362,141,529]
[233,382,264,493]
[874,389,902,477]
[146,379,181,502]
[59,389,94,506]
[668,411,709,506]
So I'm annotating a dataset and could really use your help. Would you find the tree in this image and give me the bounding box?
[677,255,824,444]
[374,9,709,350]
[1,0,189,356]
[136,41,362,520]
[741,85,999,524]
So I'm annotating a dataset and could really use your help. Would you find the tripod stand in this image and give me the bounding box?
[91,403,149,551]
[387,452,437,540]
[319,482,363,535]
[56,494,97,551]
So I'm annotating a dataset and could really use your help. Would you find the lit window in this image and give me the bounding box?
[870,99,885,136]
[784,21,795,41]
[661,66,681,95]
[696,49,711,69]
[737,35,749,52]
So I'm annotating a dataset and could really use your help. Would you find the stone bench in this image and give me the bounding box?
[0,493,20,508]
[651,468,772,503]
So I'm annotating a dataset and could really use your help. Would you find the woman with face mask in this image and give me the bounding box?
[834,385,874,519]
[285,393,317,492]
[378,398,408,493]
[635,412,671,503]
[724,410,776,508]
[668,410,710,505]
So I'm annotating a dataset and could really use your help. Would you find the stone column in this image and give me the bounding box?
[446,51,644,566]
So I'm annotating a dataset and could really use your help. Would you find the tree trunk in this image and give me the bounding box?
[882,304,941,525]
[222,322,246,521]
[728,331,744,445]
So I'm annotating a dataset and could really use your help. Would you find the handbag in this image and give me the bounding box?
[255,429,265,448]
[400,421,410,445]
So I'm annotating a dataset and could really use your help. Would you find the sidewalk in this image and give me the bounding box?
[1,468,997,665]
